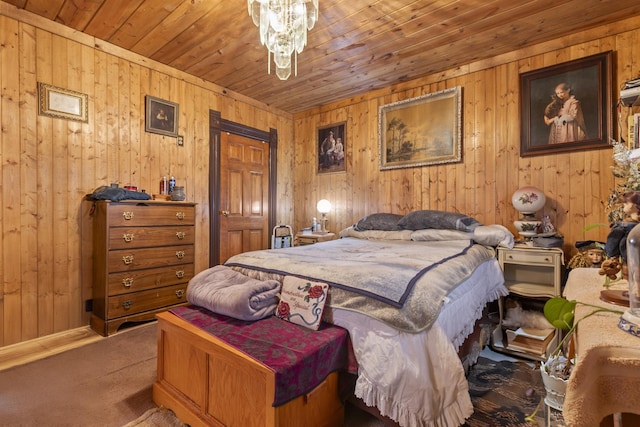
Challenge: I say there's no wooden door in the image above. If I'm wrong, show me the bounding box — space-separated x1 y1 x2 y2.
218 132 270 263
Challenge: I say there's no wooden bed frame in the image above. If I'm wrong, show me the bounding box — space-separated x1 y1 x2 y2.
152 308 491 427
152 311 345 427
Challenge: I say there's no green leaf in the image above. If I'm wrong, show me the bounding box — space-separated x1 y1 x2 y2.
543 297 576 331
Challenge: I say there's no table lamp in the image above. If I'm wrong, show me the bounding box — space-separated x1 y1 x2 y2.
316 199 331 233
511 186 546 238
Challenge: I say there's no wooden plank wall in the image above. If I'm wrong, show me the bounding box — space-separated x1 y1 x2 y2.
2 5 640 348
0 6 294 347
292 17 640 258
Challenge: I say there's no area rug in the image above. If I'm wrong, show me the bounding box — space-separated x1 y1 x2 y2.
122 407 186 427
122 357 566 427
463 357 566 427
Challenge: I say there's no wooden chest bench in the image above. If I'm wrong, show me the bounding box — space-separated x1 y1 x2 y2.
152 309 346 427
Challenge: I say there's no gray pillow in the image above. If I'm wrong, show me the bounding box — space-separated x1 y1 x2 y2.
353 213 403 231
398 210 481 232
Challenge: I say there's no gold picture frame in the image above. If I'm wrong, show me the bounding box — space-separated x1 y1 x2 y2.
378 87 462 170
38 82 88 123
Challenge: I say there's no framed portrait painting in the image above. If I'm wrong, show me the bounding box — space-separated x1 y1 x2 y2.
145 95 179 137
520 51 613 157
378 87 462 170
318 122 346 174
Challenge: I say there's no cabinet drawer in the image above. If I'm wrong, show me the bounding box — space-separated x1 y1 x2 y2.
107 264 195 296
107 283 187 318
107 203 195 227
108 245 195 272
108 226 195 249
297 237 317 245
500 250 557 265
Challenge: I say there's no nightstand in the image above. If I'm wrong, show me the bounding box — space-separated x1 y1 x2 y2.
295 232 336 246
491 244 565 360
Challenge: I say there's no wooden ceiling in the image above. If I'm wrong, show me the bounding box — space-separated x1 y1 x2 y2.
4 0 640 114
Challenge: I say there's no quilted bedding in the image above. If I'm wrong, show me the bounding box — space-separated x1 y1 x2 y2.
226 226 508 333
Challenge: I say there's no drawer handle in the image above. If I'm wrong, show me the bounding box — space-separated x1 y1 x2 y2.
122 277 134 288
175 289 185 299
122 211 134 220
176 270 185 278
176 231 186 240
122 255 134 265
176 212 186 220
175 250 185 259
122 233 135 242
122 300 133 310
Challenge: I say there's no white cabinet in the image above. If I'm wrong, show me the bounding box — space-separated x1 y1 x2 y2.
492 245 564 360
499 246 563 297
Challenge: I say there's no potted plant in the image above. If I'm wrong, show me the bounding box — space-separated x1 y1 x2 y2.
536 297 623 411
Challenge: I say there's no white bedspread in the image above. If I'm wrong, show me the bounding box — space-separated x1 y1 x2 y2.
331 260 507 427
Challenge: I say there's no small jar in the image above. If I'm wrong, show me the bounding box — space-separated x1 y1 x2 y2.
170 186 186 201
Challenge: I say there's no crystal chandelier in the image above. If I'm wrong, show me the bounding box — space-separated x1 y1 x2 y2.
247 0 318 80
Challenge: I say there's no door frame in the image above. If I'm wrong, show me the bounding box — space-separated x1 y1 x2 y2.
209 110 278 267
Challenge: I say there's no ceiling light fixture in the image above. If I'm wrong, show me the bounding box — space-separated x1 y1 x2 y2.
247 0 318 80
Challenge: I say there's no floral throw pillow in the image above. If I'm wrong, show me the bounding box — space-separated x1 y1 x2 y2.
276 276 329 330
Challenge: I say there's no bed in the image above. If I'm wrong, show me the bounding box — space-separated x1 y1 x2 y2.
153 211 513 427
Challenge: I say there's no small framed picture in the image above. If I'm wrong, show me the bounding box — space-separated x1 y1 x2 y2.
38 82 88 123
145 95 179 137
519 51 613 157
318 122 346 174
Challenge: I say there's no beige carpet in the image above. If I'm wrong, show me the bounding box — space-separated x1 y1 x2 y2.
0 319 551 427
0 323 159 427
0 321 384 427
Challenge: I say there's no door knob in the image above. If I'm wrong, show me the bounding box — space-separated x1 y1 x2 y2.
220 210 230 217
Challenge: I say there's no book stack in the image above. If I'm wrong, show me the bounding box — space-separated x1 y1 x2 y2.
505 327 555 356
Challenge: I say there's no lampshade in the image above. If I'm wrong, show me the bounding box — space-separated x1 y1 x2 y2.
316 199 331 214
511 186 546 216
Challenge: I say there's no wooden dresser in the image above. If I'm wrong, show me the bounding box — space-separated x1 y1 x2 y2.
90 200 196 336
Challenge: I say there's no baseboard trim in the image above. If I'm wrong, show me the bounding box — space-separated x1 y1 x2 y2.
0 325 101 371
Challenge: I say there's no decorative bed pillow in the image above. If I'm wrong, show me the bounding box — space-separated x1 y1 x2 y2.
340 226 413 240
472 224 515 248
353 213 403 231
276 276 329 330
398 210 481 232
410 229 474 241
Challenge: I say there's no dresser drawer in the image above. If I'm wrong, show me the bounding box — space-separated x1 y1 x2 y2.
107 203 195 227
500 250 558 265
107 264 195 296
108 245 195 272
107 283 187 318
108 226 195 249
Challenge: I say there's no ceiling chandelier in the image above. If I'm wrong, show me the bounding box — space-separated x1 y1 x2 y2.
247 0 318 80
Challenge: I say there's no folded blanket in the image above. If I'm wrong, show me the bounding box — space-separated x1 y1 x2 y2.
187 265 281 321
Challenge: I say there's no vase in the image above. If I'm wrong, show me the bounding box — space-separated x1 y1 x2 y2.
540 356 569 411
170 186 186 201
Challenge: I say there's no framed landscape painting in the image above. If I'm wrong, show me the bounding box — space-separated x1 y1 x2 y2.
378 87 462 170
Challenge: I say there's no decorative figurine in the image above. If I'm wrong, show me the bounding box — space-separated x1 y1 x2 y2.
605 191 640 263
567 240 606 269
